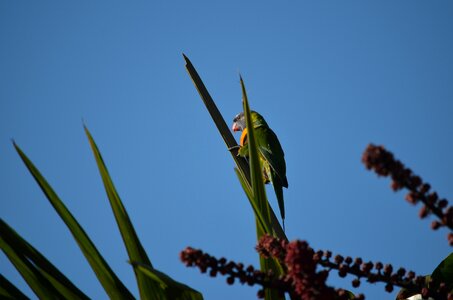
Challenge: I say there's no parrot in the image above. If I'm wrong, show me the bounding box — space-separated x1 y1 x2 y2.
232 111 288 229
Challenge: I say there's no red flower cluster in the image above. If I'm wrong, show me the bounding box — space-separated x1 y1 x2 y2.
181 235 451 299
180 246 289 298
257 235 450 300
257 235 345 299
362 144 453 244
181 236 364 300
283 240 344 300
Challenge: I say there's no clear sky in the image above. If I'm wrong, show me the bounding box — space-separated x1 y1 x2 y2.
1 1 452 299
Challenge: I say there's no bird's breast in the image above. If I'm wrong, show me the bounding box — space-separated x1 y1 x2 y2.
240 128 248 146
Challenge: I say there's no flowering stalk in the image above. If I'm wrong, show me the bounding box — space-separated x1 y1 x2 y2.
181 235 451 300
362 144 453 245
180 247 290 298
257 235 451 299
180 244 363 300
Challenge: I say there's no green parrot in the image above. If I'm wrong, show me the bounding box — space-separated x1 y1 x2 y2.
232 111 288 228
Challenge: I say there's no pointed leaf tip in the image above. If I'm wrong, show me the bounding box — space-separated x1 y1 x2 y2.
12 140 21 153
83 124 90 137
183 54 190 64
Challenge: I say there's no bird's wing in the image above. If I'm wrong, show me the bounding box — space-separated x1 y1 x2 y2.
255 127 288 188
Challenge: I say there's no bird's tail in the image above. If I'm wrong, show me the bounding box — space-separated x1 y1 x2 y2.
272 179 285 231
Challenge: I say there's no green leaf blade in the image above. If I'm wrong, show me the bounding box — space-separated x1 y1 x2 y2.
240 77 273 235
12 142 134 300
0 219 89 300
132 262 203 300
84 126 164 300
431 252 453 292
240 78 285 300
0 231 61 299
0 274 30 300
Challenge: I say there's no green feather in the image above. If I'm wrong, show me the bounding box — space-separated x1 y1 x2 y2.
239 111 288 226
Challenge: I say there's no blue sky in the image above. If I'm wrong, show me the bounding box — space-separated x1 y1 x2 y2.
1 1 452 299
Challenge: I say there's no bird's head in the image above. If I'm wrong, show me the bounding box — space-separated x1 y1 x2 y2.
232 112 246 132
232 111 268 132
